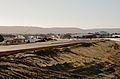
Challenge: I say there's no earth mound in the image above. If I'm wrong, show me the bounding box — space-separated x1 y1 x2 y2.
0 40 120 79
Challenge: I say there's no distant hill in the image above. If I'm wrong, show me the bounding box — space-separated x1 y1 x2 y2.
0 26 83 34
0 26 120 34
85 28 120 33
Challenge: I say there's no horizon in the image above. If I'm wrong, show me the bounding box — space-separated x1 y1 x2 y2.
0 0 120 29
0 26 120 30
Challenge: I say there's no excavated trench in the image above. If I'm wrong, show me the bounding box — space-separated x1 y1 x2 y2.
0 40 120 79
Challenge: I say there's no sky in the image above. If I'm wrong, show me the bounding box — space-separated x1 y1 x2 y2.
0 0 120 29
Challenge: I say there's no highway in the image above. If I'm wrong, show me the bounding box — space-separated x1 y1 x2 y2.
104 38 120 41
0 40 96 56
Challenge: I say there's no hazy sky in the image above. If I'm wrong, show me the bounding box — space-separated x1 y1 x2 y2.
0 0 120 29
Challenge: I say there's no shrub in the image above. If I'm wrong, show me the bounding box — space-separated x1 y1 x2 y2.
0 35 4 42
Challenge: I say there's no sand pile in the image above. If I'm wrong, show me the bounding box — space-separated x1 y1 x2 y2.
0 40 120 79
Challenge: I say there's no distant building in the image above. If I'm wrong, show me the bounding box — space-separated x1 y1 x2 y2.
99 31 108 35
71 34 83 38
2 34 16 40
16 35 25 39
71 33 96 38
51 35 58 40
13 39 25 44
4 38 25 45
28 36 34 39
25 39 35 43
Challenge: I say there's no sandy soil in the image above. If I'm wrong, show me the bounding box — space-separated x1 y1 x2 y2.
0 40 120 79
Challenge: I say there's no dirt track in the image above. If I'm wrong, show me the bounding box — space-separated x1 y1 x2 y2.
0 40 120 79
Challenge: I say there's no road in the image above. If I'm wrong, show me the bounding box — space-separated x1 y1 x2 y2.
0 40 96 56
104 38 120 41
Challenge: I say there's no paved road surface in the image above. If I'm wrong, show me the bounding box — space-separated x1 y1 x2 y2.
0 40 96 56
104 38 120 41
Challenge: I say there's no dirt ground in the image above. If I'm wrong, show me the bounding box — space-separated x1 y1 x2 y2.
0 40 120 79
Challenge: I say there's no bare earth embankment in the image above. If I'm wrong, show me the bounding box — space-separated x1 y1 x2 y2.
0 40 120 79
